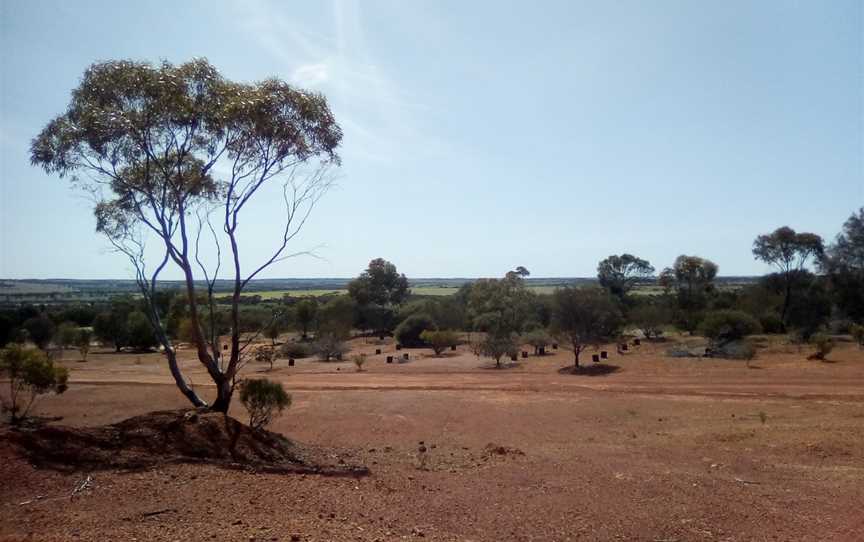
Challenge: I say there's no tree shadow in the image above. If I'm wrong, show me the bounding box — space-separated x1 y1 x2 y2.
480 361 523 370
557 364 621 376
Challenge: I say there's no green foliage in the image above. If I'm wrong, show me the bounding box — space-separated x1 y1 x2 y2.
92 299 134 351
628 303 670 339
478 333 519 368
597 254 655 300
552 288 623 367
394 314 437 347
821 207 864 323
0 345 69 423
347 258 409 307
465 272 536 335
808 333 834 361
700 310 761 345
294 298 318 338
23 316 55 350
785 279 832 341
753 226 824 327
316 295 355 339
239 378 291 429
126 311 158 351
713 340 757 361
660 255 719 333
419 329 459 356
758 312 784 334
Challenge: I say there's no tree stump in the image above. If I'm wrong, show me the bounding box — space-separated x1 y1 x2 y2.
592 354 600 363
600 351 608 359
375 348 382 355
538 347 545 355
386 356 393 363
521 351 528 358
288 358 295 366
396 344 402 351
552 343 558 350
403 353 409 361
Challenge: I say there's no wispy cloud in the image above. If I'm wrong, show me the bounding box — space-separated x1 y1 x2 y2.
229 0 438 164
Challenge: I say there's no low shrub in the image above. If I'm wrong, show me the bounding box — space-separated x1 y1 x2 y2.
713 340 757 361
279 342 312 359
239 378 291 429
352 353 367 372
629 304 670 340
394 314 436 347
808 333 834 361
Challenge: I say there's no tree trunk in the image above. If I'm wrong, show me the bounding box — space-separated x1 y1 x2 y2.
573 345 581 368
210 377 233 413
165 348 207 408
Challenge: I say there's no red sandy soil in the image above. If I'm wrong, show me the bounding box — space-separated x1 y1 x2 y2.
2 336 863 541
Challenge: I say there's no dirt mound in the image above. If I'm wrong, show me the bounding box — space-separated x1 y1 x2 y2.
3 409 368 476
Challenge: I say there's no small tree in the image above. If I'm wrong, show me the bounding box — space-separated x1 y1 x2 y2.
552 288 623 368
255 346 276 371
479 333 519 368
352 353 367 372
264 321 282 346
239 378 291 430
420 329 459 356
0 345 69 424
522 329 552 355
92 310 129 352
126 311 158 351
76 329 92 362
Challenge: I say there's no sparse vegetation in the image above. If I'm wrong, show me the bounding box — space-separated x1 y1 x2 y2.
352 353 367 372
313 333 349 362
0 345 69 424
395 314 437 347
808 333 834 361
552 288 623 368
522 329 552 355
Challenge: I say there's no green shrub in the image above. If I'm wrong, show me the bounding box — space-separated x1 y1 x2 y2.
352 353 367 372
808 333 834 361
758 313 784 334
0 345 69 424
279 342 312 359
479 333 519 368
394 314 436 347
239 378 291 429
700 310 761 345
419 329 459 355
714 340 757 361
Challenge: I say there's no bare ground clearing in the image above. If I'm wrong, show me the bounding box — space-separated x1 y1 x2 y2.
2 338 863 541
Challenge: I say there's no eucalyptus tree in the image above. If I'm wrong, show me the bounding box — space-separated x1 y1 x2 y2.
596 254 655 302
753 227 824 326
821 208 864 322
31 59 342 411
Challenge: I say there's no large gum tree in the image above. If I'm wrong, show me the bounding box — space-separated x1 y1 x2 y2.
31 59 342 412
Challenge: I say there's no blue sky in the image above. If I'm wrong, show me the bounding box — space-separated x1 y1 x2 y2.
1 0 861 279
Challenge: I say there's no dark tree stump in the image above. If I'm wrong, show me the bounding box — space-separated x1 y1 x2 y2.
592 354 600 363
510 354 517 361
552 343 558 350
403 353 409 361
600 351 608 359
396 344 402 351
375 349 382 355
386 356 393 363
634 339 641 346
521 351 528 358
288 358 295 366
451 345 457 351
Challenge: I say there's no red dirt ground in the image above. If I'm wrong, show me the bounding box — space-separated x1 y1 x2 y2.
2 336 863 541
